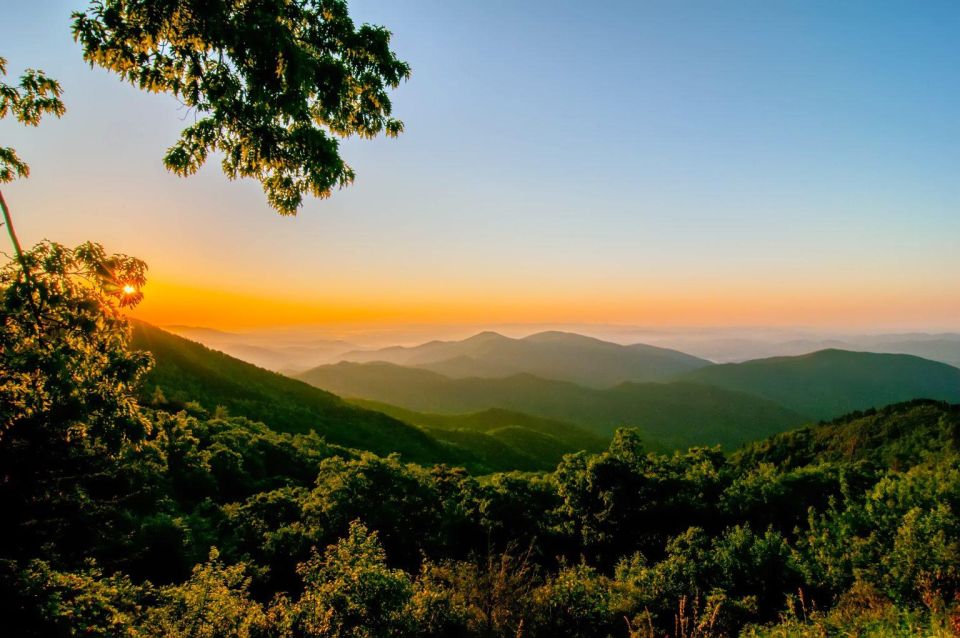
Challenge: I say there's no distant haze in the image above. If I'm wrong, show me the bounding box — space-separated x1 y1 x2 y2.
164 324 960 373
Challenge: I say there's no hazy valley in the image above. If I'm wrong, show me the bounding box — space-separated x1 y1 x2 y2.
140 322 960 462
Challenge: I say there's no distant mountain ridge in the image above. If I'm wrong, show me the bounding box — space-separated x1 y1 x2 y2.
676 349 960 419
340 330 712 387
632 331 960 367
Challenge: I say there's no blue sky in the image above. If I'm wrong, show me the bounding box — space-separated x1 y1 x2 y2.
1 0 958 328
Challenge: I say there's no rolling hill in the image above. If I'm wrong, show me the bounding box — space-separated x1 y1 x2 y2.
340 330 711 387
131 322 609 472
130 322 475 466
676 349 960 420
296 362 808 449
136 325 960 461
847 334 960 369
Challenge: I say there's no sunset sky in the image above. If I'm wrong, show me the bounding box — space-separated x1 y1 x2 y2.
2 0 958 330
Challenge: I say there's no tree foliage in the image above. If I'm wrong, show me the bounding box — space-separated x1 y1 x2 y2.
0 56 65 182
291 521 413 637
72 0 410 214
0 240 149 448
0 242 153 570
143 548 268 638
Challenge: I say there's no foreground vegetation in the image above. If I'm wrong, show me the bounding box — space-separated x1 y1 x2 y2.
3 242 960 637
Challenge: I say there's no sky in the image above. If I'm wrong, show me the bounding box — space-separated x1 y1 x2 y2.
1 0 958 331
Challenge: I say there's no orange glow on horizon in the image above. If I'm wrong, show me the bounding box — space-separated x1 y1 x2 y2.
126 276 960 332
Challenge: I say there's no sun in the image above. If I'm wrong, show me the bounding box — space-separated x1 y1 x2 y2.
122 284 136 295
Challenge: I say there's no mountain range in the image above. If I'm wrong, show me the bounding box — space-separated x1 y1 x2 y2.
296 361 808 449
339 330 711 387
296 334 960 449
134 322 960 464
165 325 960 372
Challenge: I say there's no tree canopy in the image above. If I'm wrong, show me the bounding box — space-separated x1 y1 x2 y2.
72 0 411 215
0 57 65 183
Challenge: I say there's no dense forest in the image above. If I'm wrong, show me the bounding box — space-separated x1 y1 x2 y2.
3 242 960 637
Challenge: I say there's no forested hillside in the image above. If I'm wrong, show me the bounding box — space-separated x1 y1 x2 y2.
351 401 608 470
298 361 808 449
733 398 960 470
678 349 960 419
11 356 960 635
129 321 469 466
132 322 608 472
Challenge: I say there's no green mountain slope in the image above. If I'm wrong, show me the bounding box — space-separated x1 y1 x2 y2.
341 330 711 387
297 362 808 449
350 401 607 469
734 399 960 471
351 402 606 450
129 322 473 466
677 349 960 420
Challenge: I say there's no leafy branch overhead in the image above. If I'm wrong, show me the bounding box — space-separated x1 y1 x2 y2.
72 0 411 215
0 57 66 183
